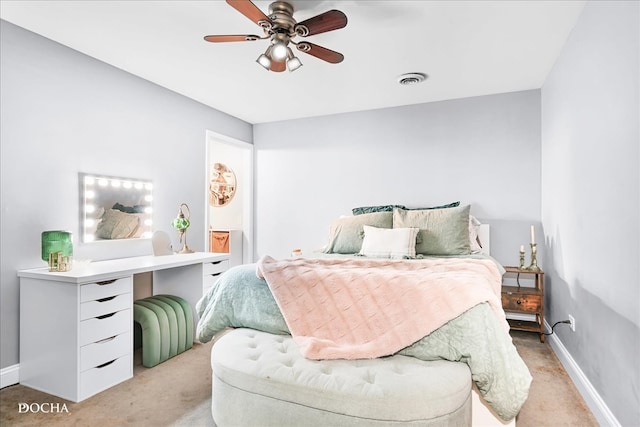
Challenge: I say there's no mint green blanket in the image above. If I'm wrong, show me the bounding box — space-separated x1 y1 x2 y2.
196 263 531 421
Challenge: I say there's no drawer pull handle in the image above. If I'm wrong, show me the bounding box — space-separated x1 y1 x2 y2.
96 279 117 286
96 296 117 303
210 272 222 277
211 261 223 265
96 359 116 369
96 336 117 344
516 299 522 305
96 312 116 320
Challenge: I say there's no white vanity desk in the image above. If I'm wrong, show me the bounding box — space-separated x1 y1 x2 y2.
18 252 229 402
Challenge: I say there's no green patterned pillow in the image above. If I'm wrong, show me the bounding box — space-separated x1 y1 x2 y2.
352 201 459 216
405 201 460 210
351 205 406 215
323 212 393 254
392 205 471 255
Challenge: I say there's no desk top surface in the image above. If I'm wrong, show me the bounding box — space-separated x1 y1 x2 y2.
18 252 229 283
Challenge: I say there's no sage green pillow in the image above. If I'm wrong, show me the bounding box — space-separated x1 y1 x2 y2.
393 205 471 255
322 212 393 254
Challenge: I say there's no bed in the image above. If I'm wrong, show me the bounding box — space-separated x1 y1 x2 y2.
196 204 532 426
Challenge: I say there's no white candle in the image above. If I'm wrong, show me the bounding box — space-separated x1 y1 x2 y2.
530 225 535 245
520 245 525 253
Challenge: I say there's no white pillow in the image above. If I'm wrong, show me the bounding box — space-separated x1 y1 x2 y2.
359 225 419 259
469 215 482 253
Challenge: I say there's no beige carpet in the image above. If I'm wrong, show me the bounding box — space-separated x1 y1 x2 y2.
0 331 598 427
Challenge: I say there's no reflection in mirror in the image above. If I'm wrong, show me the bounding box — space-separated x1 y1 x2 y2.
81 173 153 242
209 163 236 207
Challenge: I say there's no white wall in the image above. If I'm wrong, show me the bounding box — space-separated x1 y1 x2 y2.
541 2 639 425
0 20 252 370
253 90 542 265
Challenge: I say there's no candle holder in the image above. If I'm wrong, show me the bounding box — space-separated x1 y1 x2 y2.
526 243 541 271
519 249 526 270
48 252 72 272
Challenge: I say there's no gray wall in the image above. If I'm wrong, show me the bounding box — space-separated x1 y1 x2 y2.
253 90 542 265
0 20 252 369
541 1 639 425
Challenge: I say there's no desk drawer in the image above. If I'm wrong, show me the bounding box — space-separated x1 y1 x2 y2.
81 293 131 321
203 271 224 290
80 309 131 346
81 277 132 302
203 260 229 276
80 332 131 372
502 293 542 313
80 353 132 400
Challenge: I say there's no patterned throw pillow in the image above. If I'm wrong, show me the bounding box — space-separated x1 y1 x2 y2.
351 205 406 215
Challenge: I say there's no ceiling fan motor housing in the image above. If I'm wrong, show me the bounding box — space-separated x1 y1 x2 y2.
268 1 297 35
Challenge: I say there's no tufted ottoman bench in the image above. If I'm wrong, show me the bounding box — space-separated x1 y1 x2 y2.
210 328 472 427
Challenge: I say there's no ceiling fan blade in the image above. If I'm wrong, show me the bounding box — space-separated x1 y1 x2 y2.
296 42 344 64
270 60 286 73
204 34 262 43
294 10 347 37
226 0 272 29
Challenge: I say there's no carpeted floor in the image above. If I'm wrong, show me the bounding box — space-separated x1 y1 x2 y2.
0 330 598 427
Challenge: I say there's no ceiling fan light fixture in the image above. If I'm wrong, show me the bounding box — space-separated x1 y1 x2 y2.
256 52 272 70
287 56 302 72
271 41 288 61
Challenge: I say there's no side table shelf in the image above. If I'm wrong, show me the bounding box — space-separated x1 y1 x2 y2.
501 266 545 342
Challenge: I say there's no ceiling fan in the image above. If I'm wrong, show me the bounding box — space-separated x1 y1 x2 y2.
204 0 348 72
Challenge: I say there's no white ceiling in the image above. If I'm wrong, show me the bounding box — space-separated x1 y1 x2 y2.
0 0 585 124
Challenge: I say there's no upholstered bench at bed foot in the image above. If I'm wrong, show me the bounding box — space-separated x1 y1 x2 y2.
211 328 472 427
133 295 193 368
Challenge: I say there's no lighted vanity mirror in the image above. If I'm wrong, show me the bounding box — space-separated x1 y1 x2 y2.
80 173 153 242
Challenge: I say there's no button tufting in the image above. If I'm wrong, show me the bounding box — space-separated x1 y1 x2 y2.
283 359 294 368
215 329 473 424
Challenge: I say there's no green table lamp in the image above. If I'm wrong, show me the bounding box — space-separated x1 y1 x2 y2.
172 203 194 254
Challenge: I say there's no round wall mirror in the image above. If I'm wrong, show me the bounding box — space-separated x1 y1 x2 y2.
209 163 237 207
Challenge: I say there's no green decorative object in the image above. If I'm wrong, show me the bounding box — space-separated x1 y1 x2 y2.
172 216 190 231
41 230 73 271
172 203 194 254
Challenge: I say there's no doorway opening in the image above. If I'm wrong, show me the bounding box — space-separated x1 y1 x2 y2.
205 130 253 265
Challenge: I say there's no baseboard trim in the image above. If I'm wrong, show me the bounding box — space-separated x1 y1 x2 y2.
0 364 19 389
544 320 620 427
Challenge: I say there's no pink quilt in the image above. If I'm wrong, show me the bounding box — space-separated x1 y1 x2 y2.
257 255 508 360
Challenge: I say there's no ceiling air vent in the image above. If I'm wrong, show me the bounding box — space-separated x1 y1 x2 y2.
397 72 428 86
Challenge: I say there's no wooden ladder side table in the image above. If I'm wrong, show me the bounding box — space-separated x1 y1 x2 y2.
501 266 545 342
